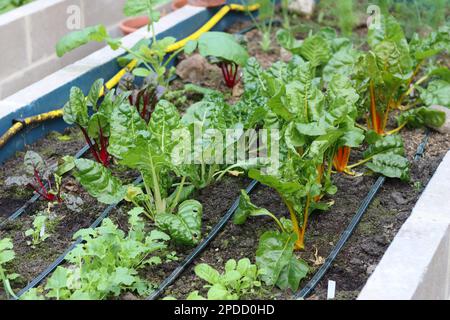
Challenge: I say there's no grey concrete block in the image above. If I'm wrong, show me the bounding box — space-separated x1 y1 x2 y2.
0 17 29 81
81 0 126 27
28 0 82 62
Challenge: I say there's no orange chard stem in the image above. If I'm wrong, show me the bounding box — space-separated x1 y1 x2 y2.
298 195 311 251
333 146 351 173
285 200 303 250
314 164 325 202
370 81 383 135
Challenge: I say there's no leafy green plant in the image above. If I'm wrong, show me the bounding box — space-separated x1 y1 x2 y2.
233 191 309 291
187 258 261 300
63 79 129 167
38 208 170 300
242 57 364 249
5 151 63 202
354 16 448 135
0 238 19 299
178 94 241 189
184 32 249 89
63 99 204 246
25 214 50 247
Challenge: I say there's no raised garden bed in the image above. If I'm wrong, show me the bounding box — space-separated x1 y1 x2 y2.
0 1 449 301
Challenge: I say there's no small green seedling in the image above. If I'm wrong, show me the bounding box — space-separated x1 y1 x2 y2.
25 214 50 247
188 258 261 300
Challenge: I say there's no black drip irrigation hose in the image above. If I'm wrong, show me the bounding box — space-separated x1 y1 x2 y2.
147 179 258 300
14 176 143 299
294 130 431 300
0 144 90 229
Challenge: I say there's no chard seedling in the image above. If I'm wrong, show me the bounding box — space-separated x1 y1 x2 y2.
25 214 50 247
233 190 309 291
184 32 249 89
6 151 63 203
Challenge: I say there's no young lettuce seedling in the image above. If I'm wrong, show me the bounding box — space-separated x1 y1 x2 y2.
188 258 261 300
184 32 249 89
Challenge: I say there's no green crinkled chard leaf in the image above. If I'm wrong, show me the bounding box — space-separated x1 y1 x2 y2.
73 158 126 204
87 79 104 109
296 34 332 68
276 256 309 292
323 46 360 82
108 103 149 168
63 87 89 127
156 200 203 246
198 32 249 66
397 106 446 129
255 231 297 287
56 25 110 57
363 134 405 158
249 169 303 195
368 15 406 49
420 80 450 108
148 100 181 154
233 190 273 225
366 153 410 181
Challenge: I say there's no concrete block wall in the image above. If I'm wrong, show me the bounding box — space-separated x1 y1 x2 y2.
0 0 128 99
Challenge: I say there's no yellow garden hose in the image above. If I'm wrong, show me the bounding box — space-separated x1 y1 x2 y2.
0 3 260 150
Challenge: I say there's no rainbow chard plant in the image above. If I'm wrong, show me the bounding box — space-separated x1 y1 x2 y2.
184 32 249 89
354 16 448 135
241 58 365 250
61 100 203 246
63 79 129 167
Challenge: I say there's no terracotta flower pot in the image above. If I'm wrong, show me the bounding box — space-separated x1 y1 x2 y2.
172 0 188 10
119 16 150 36
188 0 226 8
